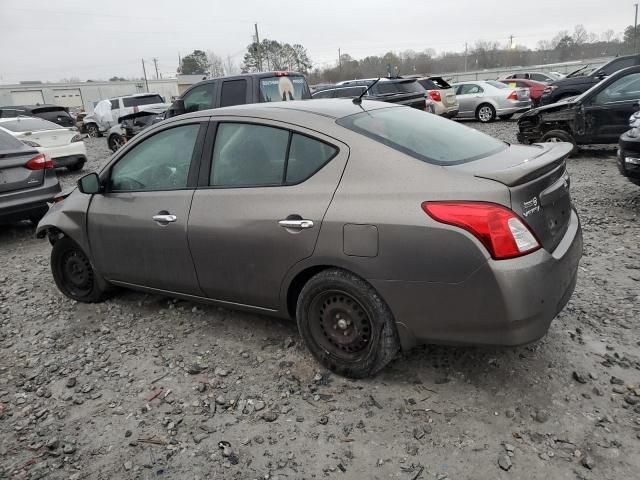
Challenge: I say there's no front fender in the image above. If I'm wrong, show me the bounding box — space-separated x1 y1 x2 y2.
36 190 92 258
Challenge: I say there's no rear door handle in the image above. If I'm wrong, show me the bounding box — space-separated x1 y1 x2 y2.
278 219 314 229
152 214 177 224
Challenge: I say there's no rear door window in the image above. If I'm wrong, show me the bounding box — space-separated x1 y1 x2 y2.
312 89 334 99
594 73 640 104
220 80 247 107
529 73 548 82
459 84 483 94
183 83 215 113
259 76 311 102
286 134 337 184
333 87 366 98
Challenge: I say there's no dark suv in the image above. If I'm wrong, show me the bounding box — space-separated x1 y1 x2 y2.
311 78 427 110
0 104 76 128
541 55 640 105
167 71 311 118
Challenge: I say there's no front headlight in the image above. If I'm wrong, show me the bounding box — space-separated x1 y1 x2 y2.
71 134 84 142
22 140 41 147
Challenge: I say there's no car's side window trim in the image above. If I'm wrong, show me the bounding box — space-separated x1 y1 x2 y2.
103 121 208 194
196 119 341 190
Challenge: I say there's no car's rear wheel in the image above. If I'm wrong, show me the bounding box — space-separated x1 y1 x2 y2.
296 269 400 378
476 103 496 123
67 160 85 172
108 134 125 152
51 237 107 303
85 123 100 138
541 129 577 155
499 113 514 120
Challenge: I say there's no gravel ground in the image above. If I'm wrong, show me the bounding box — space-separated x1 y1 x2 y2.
1 121 639 480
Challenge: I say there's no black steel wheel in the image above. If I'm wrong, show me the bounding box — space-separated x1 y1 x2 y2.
85 123 100 138
51 237 107 302
296 269 400 378
108 134 125 152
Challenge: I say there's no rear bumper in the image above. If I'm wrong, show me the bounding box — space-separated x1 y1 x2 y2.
53 154 86 168
37 142 87 167
372 209 583 350
0 170 60 223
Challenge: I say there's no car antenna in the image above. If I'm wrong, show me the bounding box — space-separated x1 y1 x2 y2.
353 78 381 105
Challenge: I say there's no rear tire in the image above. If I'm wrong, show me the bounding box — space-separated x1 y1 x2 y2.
541 129 578 155
476 103 496 123
51 237 107 303
499 113 514 120
67 160 85 172
296 269 400 378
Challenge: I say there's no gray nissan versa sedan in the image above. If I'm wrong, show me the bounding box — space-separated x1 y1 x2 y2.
36 99 583 378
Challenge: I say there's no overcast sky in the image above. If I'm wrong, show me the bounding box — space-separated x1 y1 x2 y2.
0 0 634 83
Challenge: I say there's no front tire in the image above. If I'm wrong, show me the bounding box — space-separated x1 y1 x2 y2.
85 123 100 138
541 129 577 155
296 269 400 378
108 134 125 152
51 237 107 302
476 103 496 123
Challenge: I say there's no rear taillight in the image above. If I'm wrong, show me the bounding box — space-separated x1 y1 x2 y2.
428 90 441 102
25 153 54 171
421 202 540 260
507 90 518 101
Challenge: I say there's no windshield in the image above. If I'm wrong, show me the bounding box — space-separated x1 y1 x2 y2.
122 95 164 107
0 117 62 132
337 107 507 165
375 81 425 95
259 76 311 102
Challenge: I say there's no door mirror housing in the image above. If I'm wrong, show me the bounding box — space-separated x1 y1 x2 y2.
77 172 101 194
170 99 186 118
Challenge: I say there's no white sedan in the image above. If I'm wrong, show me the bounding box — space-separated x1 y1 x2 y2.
0 117 86 171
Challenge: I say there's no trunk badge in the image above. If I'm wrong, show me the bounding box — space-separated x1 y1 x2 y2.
522 197 541 218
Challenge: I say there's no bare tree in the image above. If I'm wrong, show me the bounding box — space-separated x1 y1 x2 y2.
601 29 617 42
573 24 589 44
206 51 225 77
225 55 240 76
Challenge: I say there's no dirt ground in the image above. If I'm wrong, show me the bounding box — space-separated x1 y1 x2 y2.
1 120 639 480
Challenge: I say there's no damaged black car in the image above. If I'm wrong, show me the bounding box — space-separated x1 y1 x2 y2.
518 66 640 153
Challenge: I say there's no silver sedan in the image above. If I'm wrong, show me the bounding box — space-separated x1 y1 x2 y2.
453 80 531 122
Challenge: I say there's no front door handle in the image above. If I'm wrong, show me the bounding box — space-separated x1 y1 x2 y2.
152 213 177 224
278 219 314 229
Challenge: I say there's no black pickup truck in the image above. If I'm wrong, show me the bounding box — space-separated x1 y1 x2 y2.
541 55 640 105
311 78 428 110
167 71 312 118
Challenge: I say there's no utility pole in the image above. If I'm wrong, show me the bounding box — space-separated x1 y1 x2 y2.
338 48 342 72
509 34 514 49
464 43 468 72
178 52 182 73
254 23 262 71
141 59 149 92
152 58 159 80
635 4 639 53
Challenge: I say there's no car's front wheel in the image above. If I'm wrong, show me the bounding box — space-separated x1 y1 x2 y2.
296 269 400 378
85 123 100 138
51 237 107 302
476 103 496 123
108 134 125 152
541 129 577 155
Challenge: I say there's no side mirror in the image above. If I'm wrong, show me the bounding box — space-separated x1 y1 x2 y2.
170 99 186 118
77 172 101 194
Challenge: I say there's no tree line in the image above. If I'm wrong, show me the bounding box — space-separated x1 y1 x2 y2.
174 23 638 84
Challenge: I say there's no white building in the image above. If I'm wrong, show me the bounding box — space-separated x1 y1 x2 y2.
0 79 179 112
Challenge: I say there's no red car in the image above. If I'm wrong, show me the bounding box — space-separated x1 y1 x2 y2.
499 78 546 107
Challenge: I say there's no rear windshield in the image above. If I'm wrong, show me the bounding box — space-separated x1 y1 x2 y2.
122 95 164 107
426 77 451 89
0 128 28 150
487 80 509 89
337 107 506 165
259 76 311 102
35 109 73 122
0 117 62 132
374 81 425 95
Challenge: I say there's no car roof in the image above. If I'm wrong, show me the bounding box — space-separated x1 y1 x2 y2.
0 104 66 111
176 98 395 121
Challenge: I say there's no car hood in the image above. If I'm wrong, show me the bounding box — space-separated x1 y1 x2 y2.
518 99 578 121
549 75 593 87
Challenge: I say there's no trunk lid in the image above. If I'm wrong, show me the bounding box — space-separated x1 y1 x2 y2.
0 149 44 194
516 87 530 101
450 143 574 252
17 128 75 148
